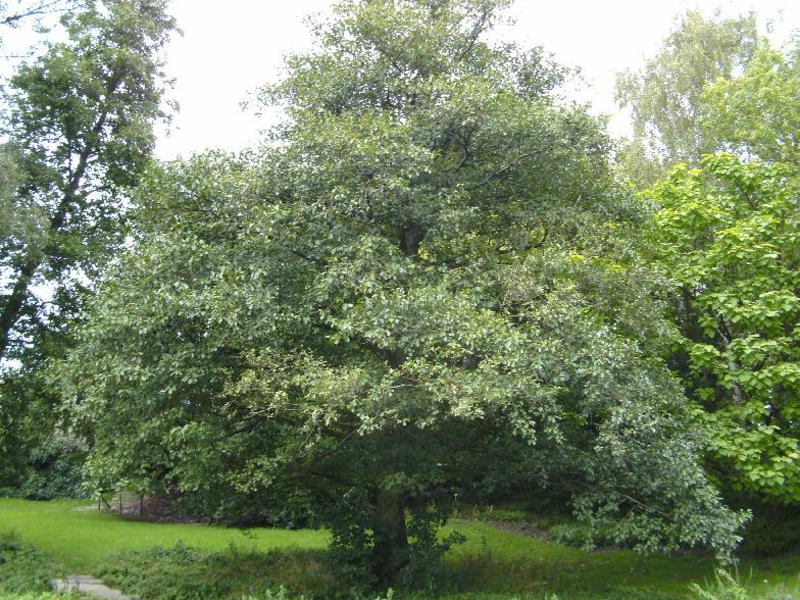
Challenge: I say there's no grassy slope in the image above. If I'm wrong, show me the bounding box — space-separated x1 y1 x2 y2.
0 498 328 572
445 521 800 597
2 499 800 598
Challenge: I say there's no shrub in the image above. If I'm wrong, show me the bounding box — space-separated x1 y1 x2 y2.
0 531 60 594
96 544 335 600
0 434 88 501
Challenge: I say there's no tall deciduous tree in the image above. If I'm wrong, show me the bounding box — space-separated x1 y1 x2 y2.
701 38 800 166
644 35 800 509
0 0 175 480
648 154 800 504
0 0 175 359
60 0 745 587
615 10 757 187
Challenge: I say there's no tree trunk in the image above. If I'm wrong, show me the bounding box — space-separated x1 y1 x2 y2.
400 221 423 256
0 104 106 362
0 257 38 359
373 489 409 585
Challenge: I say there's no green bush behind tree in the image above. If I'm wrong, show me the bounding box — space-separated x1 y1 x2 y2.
0 433 87 500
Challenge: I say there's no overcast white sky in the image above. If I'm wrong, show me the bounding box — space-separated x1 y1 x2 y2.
61 0 800 159
156 0 799 160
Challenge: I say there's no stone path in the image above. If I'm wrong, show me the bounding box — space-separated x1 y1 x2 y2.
52 575 139 600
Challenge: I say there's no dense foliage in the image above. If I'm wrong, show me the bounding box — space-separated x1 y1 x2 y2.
59 0 746 588
615 11 757 186
0 0 176 486
649 155 800 502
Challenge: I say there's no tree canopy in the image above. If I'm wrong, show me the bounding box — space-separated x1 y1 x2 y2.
0 0 175 484
649 155 800 503
701 38 800 166
615 10 757 186
60 0 745 587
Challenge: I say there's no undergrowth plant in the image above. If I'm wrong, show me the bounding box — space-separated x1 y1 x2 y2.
691 569 797 600
0 595 71 600
95 544 337 600
0 531 60 595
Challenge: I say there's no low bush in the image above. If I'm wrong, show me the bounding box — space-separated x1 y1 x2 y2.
0 531 60 594
95 544 336 600
690 569 797 600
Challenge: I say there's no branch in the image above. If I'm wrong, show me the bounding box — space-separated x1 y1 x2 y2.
454 8 492 64
465 149 545 191
532 227 548 248
0 0 72 27
290 248 326 268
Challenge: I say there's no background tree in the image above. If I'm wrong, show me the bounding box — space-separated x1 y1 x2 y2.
639 34 800 551
61 0 745 588
701 37 800 166
615 10 757 187
0 0 175 488
648 154 800 505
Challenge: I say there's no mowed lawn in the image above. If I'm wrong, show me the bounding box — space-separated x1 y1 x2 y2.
444 520 800 597
3 498 800 598
0 498 328 572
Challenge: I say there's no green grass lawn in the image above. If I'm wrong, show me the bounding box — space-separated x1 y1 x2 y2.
0 498 328 572
2 498 800 599
444 520 800 598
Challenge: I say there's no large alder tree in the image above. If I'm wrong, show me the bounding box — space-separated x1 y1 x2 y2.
61 0 746 587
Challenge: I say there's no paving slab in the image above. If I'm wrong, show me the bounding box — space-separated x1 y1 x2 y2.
52 575 139 600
